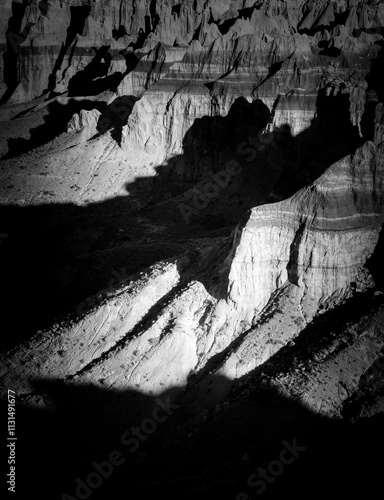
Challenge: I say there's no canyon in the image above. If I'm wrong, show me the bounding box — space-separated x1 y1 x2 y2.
0 1 384 499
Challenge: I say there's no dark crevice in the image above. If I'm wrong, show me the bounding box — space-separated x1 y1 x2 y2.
96 95 138 145
68 5 91 40
131 28 147 50
365 38 384 102
144 14 152 34
318 39 342 57
353 26 384 38
210 15 237 36
143 43 164 90
238 4 261 20
313 85 361 144
124 51 141 74
149 0 160 33
47 5 92 92
67 46 122 97
361 89 379 141
208 2 261 35
112 25 127 40
268 59 284 77
192 19 202 41
0 0 31 105
205 53 243 86
367 224 384 290
38 0 49 17
287 221 307 286
252 58 289 95
298 8 349 36
172 4 181 17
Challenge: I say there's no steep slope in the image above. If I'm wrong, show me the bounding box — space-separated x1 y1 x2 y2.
1 135 383 398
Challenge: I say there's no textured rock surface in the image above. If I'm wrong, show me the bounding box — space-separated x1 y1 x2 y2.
1 2 384 500
2 138 383 397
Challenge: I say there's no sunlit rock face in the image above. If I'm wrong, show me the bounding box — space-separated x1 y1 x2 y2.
228 140 384 320
1 135 383 398
1 0 382 140
1 4 384 498
0 0 383 380
1 0 383 194
0 0 383 370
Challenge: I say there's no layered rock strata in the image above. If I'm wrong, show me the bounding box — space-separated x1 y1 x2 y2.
1 136 383 402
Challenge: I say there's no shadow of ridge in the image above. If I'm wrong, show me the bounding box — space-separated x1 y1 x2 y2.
0 93 368 349
123 92 363 214
0 195 229 352
2 376 183 499
3 374 383 500
3 98 108 160
95 95 139 145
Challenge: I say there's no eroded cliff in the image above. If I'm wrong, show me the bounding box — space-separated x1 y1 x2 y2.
1 2 384 500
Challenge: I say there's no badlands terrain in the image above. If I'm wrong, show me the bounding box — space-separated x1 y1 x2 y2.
0 0 384 498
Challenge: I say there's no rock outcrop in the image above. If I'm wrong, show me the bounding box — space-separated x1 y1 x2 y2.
1 2 384 500
2 134 383 398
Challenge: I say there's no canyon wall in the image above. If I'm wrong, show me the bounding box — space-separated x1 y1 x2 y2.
1 1 383 165
1 4 384 498
2 135 383 403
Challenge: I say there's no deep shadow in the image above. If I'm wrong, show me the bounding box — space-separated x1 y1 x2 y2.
46 4 92 93
1 372 383 500
367 223 384 290
0 0 30 105
287 221 306 286
313 84 361 144
67 46 123 97
238 4 262 20
318 39 342 57
96 95 139 144
208 2 261 36
149 0 160 34
365 37 384 102
297 8 350 36
361 37 384 140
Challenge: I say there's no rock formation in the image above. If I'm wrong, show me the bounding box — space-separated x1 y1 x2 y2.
0 1 384 500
